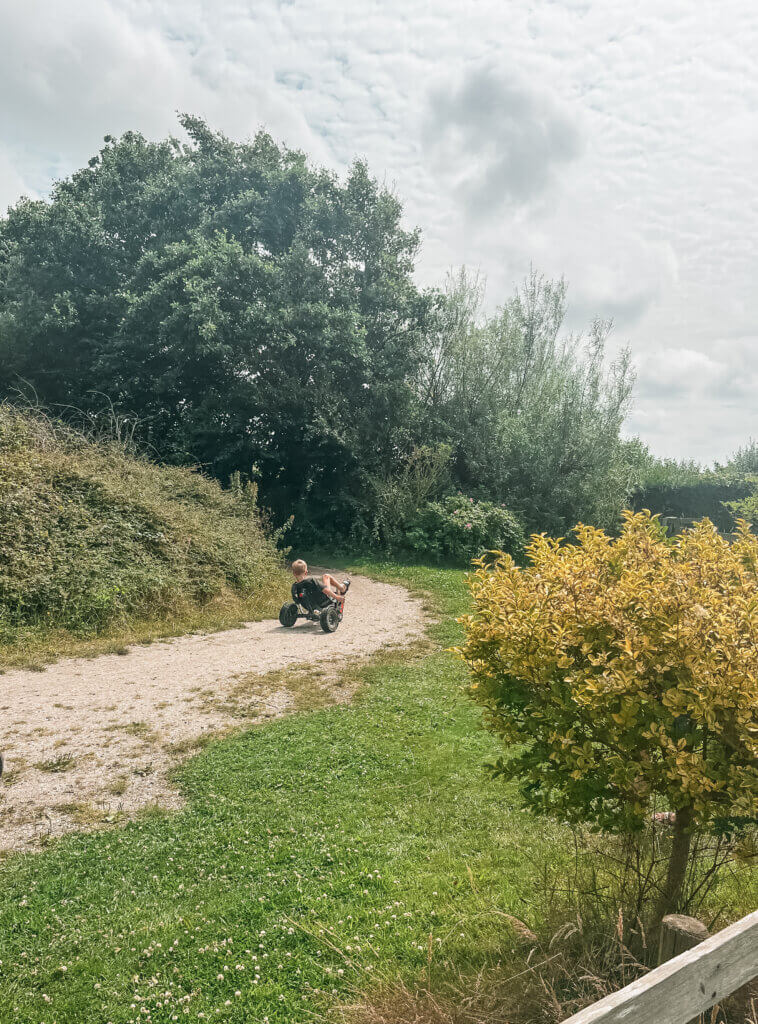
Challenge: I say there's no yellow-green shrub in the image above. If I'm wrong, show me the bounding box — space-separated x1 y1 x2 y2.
458 511 758 917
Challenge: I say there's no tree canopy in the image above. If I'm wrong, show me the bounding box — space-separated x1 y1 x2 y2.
1 117 636 539
0 117 430 534
421 270 634 532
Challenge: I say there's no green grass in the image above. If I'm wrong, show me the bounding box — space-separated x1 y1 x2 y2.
0 565 755 1024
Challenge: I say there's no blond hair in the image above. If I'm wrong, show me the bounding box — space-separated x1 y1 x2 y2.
291 559 308 575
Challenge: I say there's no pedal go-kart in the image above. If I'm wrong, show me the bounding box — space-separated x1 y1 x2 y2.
279 579 349 633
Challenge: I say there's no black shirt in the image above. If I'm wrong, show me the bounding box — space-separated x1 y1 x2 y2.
293 574 328 608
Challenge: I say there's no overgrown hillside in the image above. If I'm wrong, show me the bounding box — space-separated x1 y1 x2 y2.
0 406 288 665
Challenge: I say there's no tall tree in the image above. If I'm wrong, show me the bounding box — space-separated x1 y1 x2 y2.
422 269 635 533
0 118 430 532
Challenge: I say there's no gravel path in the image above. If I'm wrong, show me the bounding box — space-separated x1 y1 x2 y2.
0 572 426 851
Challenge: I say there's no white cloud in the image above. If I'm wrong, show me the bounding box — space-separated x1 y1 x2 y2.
629 338 758 462
0 0 331 198
0 0 756 462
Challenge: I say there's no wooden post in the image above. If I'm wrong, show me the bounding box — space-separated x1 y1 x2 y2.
658 916 711 1024
658 914 710 965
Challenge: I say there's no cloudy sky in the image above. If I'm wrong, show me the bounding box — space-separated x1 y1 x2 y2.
1 0 756 462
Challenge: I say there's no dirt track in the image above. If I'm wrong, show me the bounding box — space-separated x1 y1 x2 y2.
0 572 426 852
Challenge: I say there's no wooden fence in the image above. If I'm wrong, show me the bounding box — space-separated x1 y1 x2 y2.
561 910 758 1024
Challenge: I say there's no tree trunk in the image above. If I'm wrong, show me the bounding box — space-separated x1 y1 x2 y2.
654 806 693 930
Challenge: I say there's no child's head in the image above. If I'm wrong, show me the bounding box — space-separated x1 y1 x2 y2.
291 559 308 580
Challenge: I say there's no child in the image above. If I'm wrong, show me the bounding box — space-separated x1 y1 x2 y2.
291 560 349 608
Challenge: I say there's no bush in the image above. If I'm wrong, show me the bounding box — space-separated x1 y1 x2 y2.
361 445 452 553
357 451 525 562
458 511 758 926
625 443 758 530
403 494 525 564
0 406 288 659
724 488 758 529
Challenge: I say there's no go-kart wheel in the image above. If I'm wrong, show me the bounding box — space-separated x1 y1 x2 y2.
279 601 298 627
320 605 340 633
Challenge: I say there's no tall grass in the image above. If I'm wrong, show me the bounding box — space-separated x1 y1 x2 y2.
0 405 289 666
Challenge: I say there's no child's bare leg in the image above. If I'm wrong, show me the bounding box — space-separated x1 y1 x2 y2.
323 573 347 596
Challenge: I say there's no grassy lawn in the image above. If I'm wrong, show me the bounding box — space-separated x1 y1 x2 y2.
0 564 755 1024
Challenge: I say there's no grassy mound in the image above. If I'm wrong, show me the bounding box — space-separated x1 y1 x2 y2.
0 406 289 665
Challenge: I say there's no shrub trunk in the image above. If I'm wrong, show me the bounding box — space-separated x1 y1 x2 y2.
654 805 693 929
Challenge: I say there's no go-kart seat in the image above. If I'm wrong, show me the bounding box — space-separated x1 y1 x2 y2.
292 577 333 614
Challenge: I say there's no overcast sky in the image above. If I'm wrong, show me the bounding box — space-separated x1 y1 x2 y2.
1 0 756 463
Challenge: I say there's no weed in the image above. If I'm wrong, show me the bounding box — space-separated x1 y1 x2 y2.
54 802 81 815
163 734 213 757
120 721 153 739
35 753 75 773
68 802 126 826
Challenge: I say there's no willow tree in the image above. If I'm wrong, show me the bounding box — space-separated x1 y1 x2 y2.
421 269 635 534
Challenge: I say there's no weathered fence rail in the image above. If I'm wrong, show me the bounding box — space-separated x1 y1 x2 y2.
561 909 758 1024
